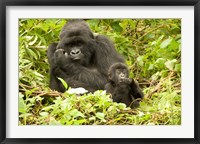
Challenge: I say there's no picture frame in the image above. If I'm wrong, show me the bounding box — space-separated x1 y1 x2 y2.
0 0 199 144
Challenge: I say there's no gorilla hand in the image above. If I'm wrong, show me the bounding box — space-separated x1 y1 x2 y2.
120 78 132 85
54 49 70 64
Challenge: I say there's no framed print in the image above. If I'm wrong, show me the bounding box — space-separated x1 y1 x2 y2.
0 0 200 144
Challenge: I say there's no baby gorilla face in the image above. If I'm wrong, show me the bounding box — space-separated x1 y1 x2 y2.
115 69 128 83
108 63 130 84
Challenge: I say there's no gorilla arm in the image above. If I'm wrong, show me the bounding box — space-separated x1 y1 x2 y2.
47 43 69 92
105 83 121 102
129 79 144 100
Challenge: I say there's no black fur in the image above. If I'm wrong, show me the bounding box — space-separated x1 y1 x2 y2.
47 20 125 92
105 63 144 108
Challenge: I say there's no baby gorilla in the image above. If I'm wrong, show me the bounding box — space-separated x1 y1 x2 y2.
105 63 144 108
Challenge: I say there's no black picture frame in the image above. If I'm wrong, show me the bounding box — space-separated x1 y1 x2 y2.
0 0 199 144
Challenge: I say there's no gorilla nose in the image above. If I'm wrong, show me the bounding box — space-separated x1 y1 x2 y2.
70 49 81 56
120 74 125 78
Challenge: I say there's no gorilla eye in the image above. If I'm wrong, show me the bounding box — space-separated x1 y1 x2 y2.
116 69 121 74
76 42 83 47
65 43 72 47
76 43 81 47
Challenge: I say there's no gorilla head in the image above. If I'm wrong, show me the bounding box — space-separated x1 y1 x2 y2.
56 20 96 66
59 20 94 39
108 63 130 84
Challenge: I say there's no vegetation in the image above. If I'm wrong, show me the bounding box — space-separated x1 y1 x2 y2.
19 19 181 125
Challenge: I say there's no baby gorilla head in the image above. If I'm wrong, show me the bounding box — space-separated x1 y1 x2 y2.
55 20 96 66
108 63 130 84
116 69 128 83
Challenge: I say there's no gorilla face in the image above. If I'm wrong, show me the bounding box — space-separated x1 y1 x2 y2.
115 68 129 83
108 63 130 84
56 22 96 67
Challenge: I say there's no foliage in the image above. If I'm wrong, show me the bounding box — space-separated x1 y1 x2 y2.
19 19 181 125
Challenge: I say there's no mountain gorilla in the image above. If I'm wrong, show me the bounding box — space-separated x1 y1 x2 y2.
47 20 125 92
105 63 144 108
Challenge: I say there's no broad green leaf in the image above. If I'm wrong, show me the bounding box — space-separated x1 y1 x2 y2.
27 48 38 60
148 64 154 70
160 37 173 48
96 112 105 121
165 59 177 70
111 21 123 32
69 109 85 118
137 56 144 67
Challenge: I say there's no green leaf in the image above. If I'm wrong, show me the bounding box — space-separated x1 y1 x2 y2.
24 36 33 41
128 20 136 29
69 109 85 118
33 71 44 78
137 56 144 67
148 64 154 70
165 59 177 70
27 48 38 60
160 37 173 48
57 77 68 89
112 21 123 32
174 63 181 72
19 93 26 113
96 112 105 120
117 103 127 109
29 36 38 45
73 119 87 125
49 117 61 125
40 112 49 117
42 105 54 111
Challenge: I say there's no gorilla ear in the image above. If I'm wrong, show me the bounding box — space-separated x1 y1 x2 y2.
108 72 112 81
108 72 115 82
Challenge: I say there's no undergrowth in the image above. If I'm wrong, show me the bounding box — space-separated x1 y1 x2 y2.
19 19 181 125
